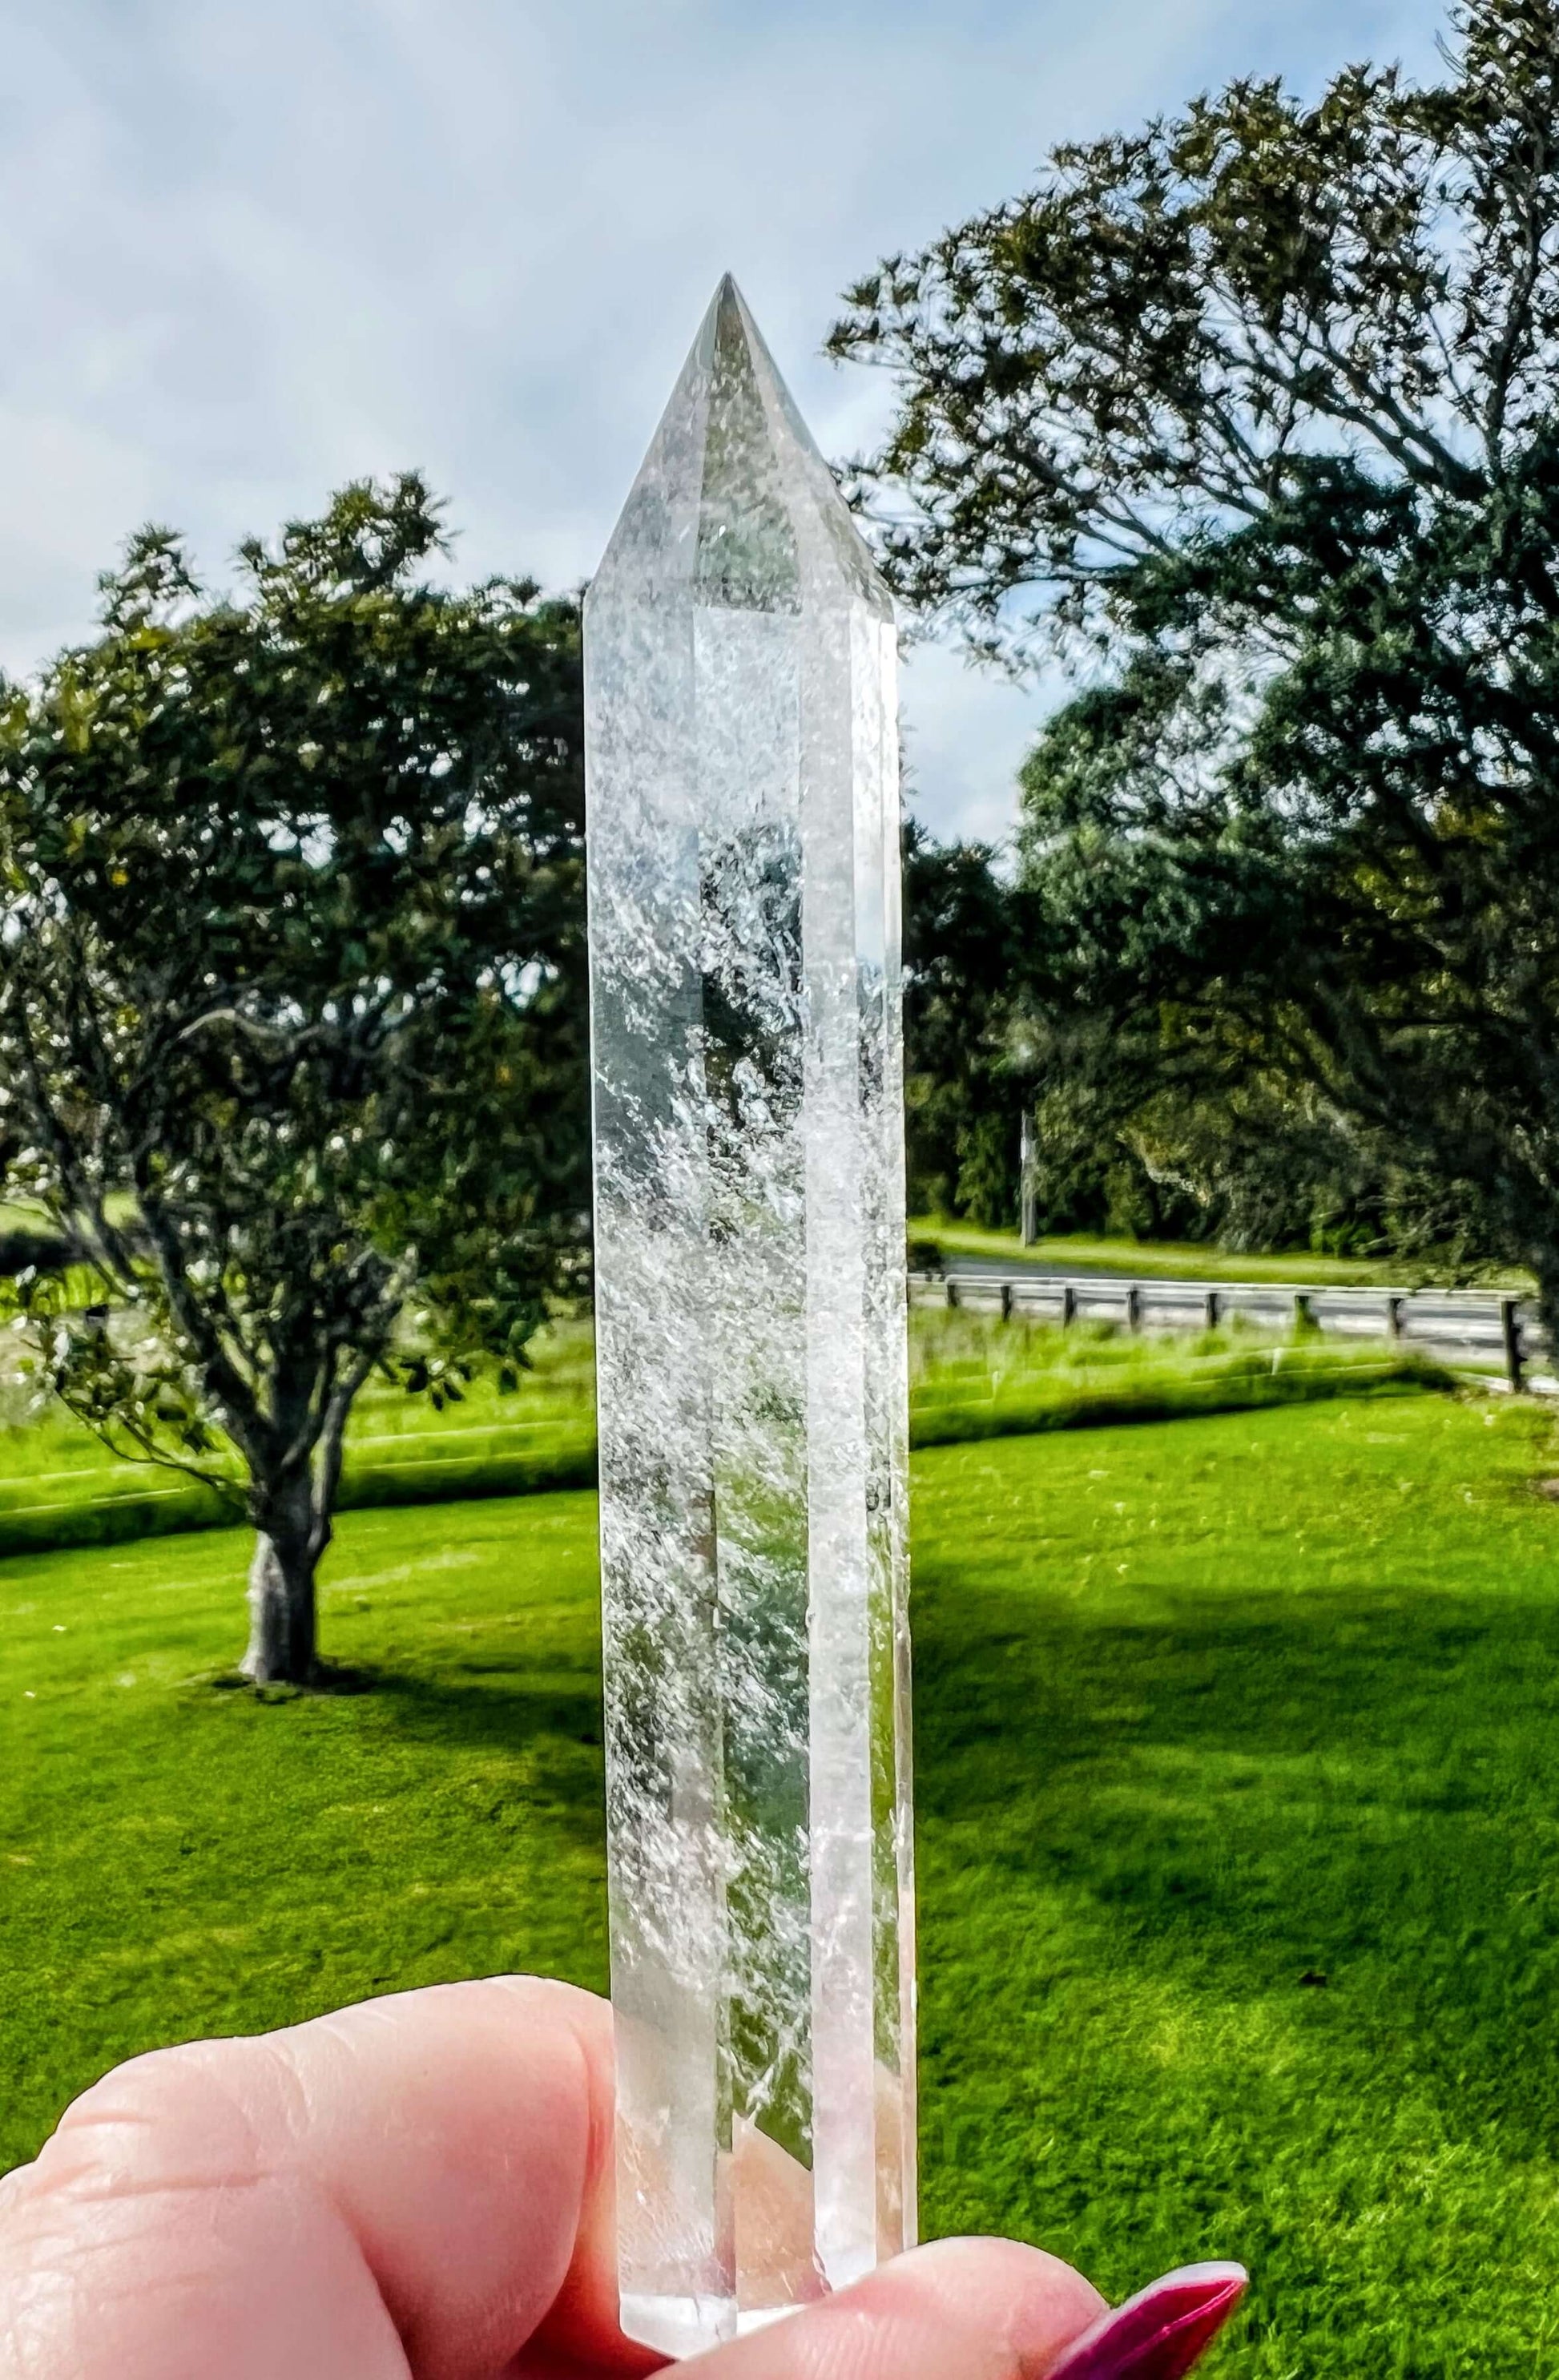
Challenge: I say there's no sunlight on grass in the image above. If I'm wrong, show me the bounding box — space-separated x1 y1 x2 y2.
911 1214 1535 1291
0 1309 1444 1558
5 1394 1559 2372
907 1307 1445 1443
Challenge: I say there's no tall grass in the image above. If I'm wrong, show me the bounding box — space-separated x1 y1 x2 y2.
911 1214 1534 1291
908 1309 1448 1445
0 1325 598 1557
0 1310 1444 1560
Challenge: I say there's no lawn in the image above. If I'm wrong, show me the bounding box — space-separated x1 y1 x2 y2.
912 1213 1535 1291
0 1319 602 1555
4 1390 1559 2375
0 1306 1440 1557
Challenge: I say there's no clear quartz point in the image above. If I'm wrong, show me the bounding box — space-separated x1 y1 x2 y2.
584 274 915 2360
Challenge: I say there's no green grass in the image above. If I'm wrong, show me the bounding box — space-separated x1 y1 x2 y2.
0 1310 1441 1558
6 1391 1559 2373
905 1309 1445 1442
0 1321 601 1556
912 1214 1535 1290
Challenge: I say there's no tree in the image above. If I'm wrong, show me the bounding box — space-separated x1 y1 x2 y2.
1006 967 1468 1259
900 825 1023 1223
0 478 588 1683
832 0 1559 1325
899 823 1404 1253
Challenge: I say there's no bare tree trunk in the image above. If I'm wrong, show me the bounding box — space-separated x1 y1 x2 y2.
241 1469 323 1684
235 1350 375 1684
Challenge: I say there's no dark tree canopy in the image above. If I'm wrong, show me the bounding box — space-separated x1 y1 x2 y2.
900 821 1425 1257
832 0 1559 655
900 826 1022 1224
0 478 587 1680
836 0 1559 1317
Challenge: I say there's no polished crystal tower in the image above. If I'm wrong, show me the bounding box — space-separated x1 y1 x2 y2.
584 276 915 2360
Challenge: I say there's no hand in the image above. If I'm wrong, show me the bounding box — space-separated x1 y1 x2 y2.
0 1977 1243 2380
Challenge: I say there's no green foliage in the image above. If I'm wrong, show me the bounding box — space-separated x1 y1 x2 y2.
8 1398 1559 2372
835 0 1559 1313
901 825 1021 1223
0 476 588 1673
1015 1013 1477 1261
902 825 1447 1257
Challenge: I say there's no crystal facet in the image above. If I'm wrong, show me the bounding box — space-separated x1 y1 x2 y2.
584 276 915 2360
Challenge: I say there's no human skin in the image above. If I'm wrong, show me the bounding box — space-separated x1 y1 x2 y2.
0 1977 1238 2380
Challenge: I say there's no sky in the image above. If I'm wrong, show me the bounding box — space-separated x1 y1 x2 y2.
0 0 1448 844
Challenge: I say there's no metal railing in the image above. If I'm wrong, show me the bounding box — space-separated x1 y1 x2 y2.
909 1269 1543 1392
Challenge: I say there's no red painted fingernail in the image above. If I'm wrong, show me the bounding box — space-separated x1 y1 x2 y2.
1044 2263 1247 2380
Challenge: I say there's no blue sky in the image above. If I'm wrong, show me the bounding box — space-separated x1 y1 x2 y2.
0 0 1447 841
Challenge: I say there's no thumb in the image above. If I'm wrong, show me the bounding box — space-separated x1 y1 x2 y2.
677 2237 1106 2380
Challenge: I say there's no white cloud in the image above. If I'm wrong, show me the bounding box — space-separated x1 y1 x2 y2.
0 0 1450 830
899 644 1057 850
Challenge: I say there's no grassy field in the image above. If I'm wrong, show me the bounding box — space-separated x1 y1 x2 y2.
0 1308 1441 1557
912 1214 1535 1290
5 1389 1559 2374
0 1321 601 1555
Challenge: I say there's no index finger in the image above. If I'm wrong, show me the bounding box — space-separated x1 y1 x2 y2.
0 1975 654 2380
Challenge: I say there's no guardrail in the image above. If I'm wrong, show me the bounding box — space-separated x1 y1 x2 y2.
908 1270 1544 1393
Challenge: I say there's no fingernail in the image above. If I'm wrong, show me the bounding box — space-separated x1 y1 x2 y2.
1044 2263 1247 2380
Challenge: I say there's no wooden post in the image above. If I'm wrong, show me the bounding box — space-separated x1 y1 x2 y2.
1386 1294 1404 1341
1000 1281 1014 1323
1019 1112 1037 1248
1502 1297 1525 1392
1061 1283 1077 1328
1126 1284 1142 1332
1203 1289 1220 1331
1293 1291 1315 1334
945 1277 959 1311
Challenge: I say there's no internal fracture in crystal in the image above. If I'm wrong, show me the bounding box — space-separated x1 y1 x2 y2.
584 276 916 2359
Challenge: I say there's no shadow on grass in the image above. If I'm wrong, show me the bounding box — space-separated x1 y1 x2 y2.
361 1659 608 1849
912 1553 1559 2175
207 1664 380 1699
